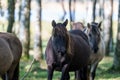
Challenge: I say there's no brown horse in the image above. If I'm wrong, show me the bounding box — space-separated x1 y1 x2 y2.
72 22 105 80
71 22 85 31
85 22 105 80
45 19 91 80
0 32 22 80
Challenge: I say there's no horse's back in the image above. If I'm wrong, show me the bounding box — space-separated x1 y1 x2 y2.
69 30 89 45
0 32 22 61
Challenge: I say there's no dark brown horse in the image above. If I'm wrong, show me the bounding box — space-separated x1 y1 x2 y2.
0 32 22 80
45 19 91 80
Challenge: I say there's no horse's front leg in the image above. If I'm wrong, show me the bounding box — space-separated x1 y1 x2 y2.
47 64 54 80
91 63 98 80
61 64 69 80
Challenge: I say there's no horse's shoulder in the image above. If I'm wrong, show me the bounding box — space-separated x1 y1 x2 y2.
45 37 54 53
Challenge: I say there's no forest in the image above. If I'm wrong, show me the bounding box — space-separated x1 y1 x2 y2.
0 0 120 80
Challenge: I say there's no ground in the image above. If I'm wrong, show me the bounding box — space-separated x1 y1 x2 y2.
19 56 120 80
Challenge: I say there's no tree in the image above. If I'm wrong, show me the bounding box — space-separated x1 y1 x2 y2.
60 0 66 20
105 0 113 56
7 0 15 33
92 0 97 21
69 0 76 29
99 0 104 19
33 0 43 63
112 0 120 70
20 0 31 58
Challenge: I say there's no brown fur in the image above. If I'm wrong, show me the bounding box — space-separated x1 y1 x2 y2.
0 32 22 80
71 22 85 31
72 22 105 80
45 20 91 80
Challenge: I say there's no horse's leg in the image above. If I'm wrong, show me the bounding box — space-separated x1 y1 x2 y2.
61 64 69 80
1 73 8 80
47 64 54 80
7 63 18 80
12 62 19 80
65 72 70 80
91 63 98 80
75 70 84 80
81 66 90 80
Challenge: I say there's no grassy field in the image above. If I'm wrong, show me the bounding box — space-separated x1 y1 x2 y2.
0 16 119 80
19 56 120 80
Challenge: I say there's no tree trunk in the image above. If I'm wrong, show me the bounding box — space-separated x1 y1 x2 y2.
7 0 15 33
99 0 104 19
20 0 31 58
33 0 43 63
69 0 72 29
105 0 113 56
60 0 66 20
112 0 120 70
92 0 97 22
69 0 76 29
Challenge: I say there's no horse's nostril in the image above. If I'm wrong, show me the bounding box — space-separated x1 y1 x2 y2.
94 47 99 53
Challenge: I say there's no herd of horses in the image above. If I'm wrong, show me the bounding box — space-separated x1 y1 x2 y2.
45 19 105 80
0 19 105 80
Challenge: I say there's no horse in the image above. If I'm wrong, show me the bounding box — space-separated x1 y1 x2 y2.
72 22 105 80
85 22 105 80
45 19 92 80
71 22 85 31
0 32 22 80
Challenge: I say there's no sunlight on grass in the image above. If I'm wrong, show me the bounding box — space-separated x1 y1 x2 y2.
19 56 120 80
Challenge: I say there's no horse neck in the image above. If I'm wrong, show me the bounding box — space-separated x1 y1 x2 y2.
66 32 73 57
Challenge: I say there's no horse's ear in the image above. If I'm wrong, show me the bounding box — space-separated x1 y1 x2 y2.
87 23 91 29
52 20 56 27
63 19 68 27
98 21 102 31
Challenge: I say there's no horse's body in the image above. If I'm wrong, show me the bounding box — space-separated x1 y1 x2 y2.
72 22 105 80
0 32 22 80
86 22 105 80
45 20 91 80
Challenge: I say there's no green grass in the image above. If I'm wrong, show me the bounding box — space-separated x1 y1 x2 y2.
19 56 120 80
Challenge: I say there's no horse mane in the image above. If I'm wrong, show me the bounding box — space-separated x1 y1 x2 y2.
66 32 73 57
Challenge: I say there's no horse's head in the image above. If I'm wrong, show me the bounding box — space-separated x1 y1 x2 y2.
85 22 102 53
71 22 84 31
51 19 68 57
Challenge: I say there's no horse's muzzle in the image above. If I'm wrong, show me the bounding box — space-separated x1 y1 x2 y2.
94 47 99 53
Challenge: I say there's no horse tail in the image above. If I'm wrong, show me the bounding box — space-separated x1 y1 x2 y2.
13 62 19 80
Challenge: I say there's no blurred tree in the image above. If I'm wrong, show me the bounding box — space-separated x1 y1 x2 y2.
112 0 120 70
20 0 31 58
92 0 97 21
0 0 5 30
99 0 104 19
105 0 113 56
60 0 66 20
33 0 43 63
7 0 15 33
69 0 76 29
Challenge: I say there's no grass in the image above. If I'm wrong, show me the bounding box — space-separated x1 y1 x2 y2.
19 56 120 80
0 17 119 80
